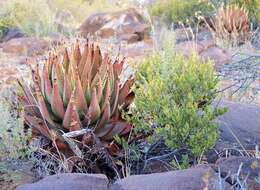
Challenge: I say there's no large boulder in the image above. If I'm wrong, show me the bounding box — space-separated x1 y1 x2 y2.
216 100 260 150
78 8 150 44
16 173 109 190
214 157 260 190
2 37 49 56
111 166 231 190
0 28 26 43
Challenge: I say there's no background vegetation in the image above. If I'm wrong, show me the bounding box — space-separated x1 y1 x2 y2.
0 0 122 37
149 0 260 27
149 0 213 26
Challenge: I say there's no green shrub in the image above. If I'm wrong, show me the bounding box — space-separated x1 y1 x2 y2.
149 0 213 25
0 101 30 159
0 0 57 37
127 45 226 156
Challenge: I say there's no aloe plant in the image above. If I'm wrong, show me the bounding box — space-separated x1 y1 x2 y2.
210 4 250 46
18 40 134 156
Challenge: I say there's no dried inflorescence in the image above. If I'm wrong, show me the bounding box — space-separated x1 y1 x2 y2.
18 40 134 158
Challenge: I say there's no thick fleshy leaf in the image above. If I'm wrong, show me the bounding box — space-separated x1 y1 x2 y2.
42 63 52 103
85 81 91 105
113 58 124 78
81 44 93 89
86 88 100 124
47 54 54 79
24 114 52 140
106 141 120 155
95 100 110 134
90 46 102 81
69 119 81 132
102 121 131 140
40 64 46 98
67 61 76 88
96 74 103 103
17 79 36 105
51 56 59 83
123 91 135 109
63 73 72 107
55 60 64 96
62 91 80 129
111 80 119 116
119 122 132 136
101 79 111 111
95 123 114 138
63 48 70 73
79 42 88 78
75 74 88 117
118 78 134 106
35 86 56 126
73 41 81 66
51 79 65 119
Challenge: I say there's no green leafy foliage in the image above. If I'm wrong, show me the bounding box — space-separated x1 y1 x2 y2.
127 45 226 156
149 0 213 25
170 154 190 169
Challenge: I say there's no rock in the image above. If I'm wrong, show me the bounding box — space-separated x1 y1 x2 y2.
200 46 232 67
216 100 260 150
2 37 49 56
0 48 30 92
1 28 26 42
79 8 150 43
79 12 108 36
16 173 109 190
111 166 231 190
120 40 153 58
0 160 36 190
120 34 140 44
174 27 212 44
175 40 232 67
175 41 204 57
214 157 260 190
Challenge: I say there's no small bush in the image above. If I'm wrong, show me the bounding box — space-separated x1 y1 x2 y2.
149 0 213 25
127 44 226 156
0 101 30 159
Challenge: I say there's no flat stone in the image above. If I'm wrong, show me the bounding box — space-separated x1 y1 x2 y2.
175 41 204 57
0 28 26 43
16 173 109 190
200 46 232 67
2 37 49 56
175 40 232 67
120 33 140 44
110 166 232 190
216 100 260 150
